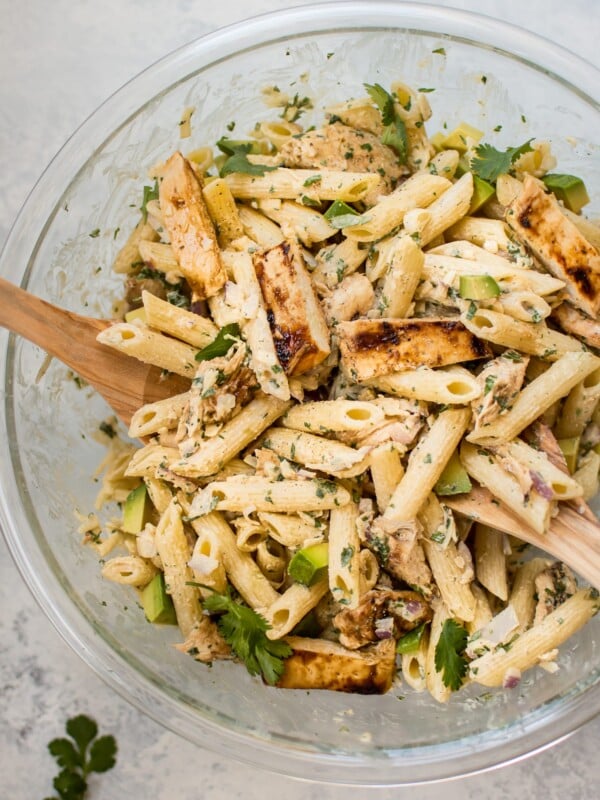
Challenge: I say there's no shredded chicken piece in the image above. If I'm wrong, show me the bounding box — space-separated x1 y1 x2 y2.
175 617 231 662
492 444 533 495
334 587 432 649
361 517 433 595
472 351 529 432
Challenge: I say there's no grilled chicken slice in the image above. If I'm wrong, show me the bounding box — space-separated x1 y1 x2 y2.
338 318 490 381
253 240 331 375
334 588 432 649
279 122 405 201
276 636 396 693
506 175 600 317
159 151 227 299
533 562 577 625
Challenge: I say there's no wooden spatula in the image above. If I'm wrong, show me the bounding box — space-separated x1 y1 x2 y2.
0 276 189 426
446 485 600 590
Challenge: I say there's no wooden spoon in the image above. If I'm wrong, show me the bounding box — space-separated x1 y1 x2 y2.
0 276 189 425
446 485 600 590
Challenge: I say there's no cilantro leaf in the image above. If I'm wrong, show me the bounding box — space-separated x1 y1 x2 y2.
87 736 118 774
203 590 292 685
364 82 409 164
324 199 370 229
471 139 534 183
434 619 469 690
140 179 159 222
53 767 87 799
48 738 82 771
217 138 277 178
66 715 97 754
195 323 241 362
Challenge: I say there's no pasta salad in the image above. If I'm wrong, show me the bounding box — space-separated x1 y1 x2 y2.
83 77 600 701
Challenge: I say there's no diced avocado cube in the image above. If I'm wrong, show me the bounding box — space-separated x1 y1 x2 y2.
430 131 447 153
288 542 329 586
558 436 580 474
469 175 496 213
434 450 472 496
459 274 501 300
440 122 484 153
291 610 322 637
454 155 472 177
542 173 590 214
125 307 147 324
396 623 426 654
123 483 151 534
141 573 177 625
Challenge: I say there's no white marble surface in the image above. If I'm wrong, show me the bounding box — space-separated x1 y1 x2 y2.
1 1 599 797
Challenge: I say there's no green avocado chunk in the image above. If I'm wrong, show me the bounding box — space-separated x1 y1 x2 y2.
469 175 495 213
459 274 501 300
542 173 589 214
288 542 329 586
558 436 580 474
122 483 150 534
141 573 177 625
434 450 472 496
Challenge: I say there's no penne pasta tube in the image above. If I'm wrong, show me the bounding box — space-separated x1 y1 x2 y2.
460 442 553 534
237 204 285 248
382 407 471 528
445 217 511 250
469 589 599 687
257 199 336 245
190 475 351 514
137 241 182 276
498 439 583 500
187 510 279 610
401 628 429 692
461 308 582 360
96 322 199 378
124 445 180 478
467 351 600 446
262 428 371 476
281 399 385 433
202 178 244 247
313 237 369 288
225 168 381 203
328 501 361 608
474 524 508 602
344 173 451 243
370 365 481 405
142 290 218 347
467 584 494 634
113 219 160 274
154 499 203 636
265 576 330 639
509 557 552 631
404 173 473 248
370 443 404 513
101 555 157 587
257 512 325 548
374 235 424 319
128 392 190 438
498 291 551 324
358 548 380 595
188 528 228 596
555 366 600 438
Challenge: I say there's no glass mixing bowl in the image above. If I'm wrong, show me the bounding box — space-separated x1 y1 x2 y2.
1 1 599 786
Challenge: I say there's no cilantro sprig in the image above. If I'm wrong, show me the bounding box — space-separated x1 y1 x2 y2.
203 589 292 685
364 83 409 164
140 179 159 222
195 323 241 362
217 138 277 178
324 199 370 229
434 618 469 690
44 714 117 800
471 139 533 183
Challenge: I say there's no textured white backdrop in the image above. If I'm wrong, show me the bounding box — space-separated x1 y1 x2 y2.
1 1 599 797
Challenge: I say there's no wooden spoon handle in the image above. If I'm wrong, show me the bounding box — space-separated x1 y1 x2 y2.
446 486 600 590
0 275 109 362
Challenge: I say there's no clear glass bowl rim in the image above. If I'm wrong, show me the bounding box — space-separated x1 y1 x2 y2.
1 0 599 787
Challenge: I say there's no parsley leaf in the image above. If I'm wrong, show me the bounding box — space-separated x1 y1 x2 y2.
195 323 241 362
46 714 117 799
364 82 409 164
203 590 292 685
434 619 469 690
471 139 534 183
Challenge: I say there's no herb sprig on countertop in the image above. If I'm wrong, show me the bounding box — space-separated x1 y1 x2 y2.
44 714 117 800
